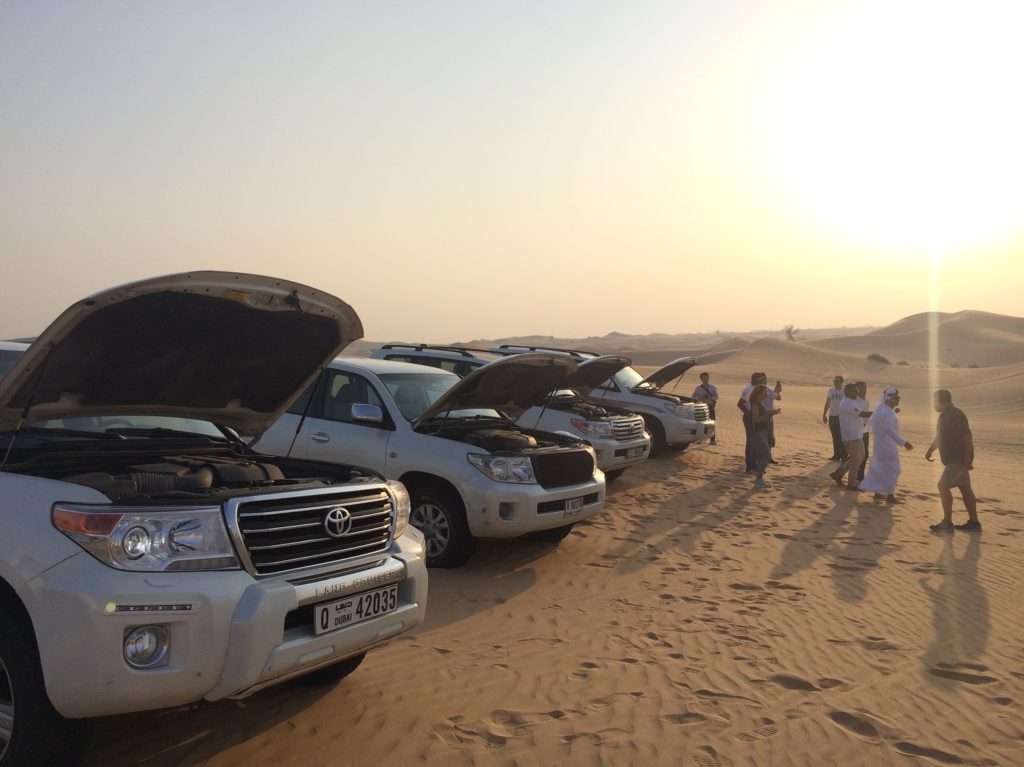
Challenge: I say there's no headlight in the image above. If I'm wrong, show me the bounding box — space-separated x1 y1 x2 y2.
53 504 239 571
570 418 613 437
467 453 536 483
387 480 411 538
665 402 694 418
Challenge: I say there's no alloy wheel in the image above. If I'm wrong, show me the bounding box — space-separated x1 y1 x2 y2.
410 502 451 559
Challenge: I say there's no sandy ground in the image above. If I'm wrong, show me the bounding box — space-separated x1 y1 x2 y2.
83 334 1024 767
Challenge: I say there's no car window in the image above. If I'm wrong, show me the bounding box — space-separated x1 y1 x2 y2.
375 371 498 421
0 349 24 378
321 371 385 423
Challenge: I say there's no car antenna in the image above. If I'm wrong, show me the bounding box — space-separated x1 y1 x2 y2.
1 344 55 469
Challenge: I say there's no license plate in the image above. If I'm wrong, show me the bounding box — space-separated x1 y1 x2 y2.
314 584 398 636
625 446 646 458
564 496 585 518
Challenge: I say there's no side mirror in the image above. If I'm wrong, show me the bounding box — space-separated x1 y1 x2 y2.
351 403 385 424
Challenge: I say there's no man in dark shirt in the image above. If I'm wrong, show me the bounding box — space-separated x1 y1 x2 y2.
925 389 979 532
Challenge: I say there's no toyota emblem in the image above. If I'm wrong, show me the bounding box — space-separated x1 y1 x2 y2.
323 506 353 538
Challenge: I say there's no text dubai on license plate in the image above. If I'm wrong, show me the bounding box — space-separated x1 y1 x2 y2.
314 584 399 636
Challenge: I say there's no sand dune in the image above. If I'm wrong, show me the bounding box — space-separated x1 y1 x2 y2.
81 315 1023 767
808 310 1024 367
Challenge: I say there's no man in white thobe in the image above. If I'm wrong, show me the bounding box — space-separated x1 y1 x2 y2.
860 387 914 502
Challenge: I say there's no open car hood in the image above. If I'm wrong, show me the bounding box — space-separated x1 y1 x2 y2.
562 355 631 392
637 357 698 389
415 353 576 425
0 272 363 436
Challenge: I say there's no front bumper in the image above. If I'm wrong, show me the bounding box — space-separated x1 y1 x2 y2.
590 434 651 472
459 473 605 537
664 417 715 446
29 532 427 719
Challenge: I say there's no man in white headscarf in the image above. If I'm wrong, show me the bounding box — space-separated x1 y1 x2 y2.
860 387 914 502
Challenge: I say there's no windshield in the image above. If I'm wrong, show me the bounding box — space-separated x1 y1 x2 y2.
24 415 228 439
612 366 654 391
377 372 503 421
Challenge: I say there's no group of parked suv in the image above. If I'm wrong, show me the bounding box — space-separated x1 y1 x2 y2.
0 274 712 766
371 343 715 456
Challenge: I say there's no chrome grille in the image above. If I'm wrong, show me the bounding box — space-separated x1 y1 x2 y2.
234 488 393 576
611 416 645 441
691 404 711 422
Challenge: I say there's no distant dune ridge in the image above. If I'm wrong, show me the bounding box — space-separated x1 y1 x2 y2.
356 309 1023 371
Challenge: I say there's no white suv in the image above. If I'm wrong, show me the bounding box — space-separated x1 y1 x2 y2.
494 347 714 455
0 273 427 764
370 344 650 479
257 354 606 568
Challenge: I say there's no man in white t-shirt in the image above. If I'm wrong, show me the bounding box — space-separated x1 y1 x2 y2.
822 375 846 460
691 372 719 445
830 383 872 489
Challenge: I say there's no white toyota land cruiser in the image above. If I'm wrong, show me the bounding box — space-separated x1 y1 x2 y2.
256 354 606 568
0 273 427 766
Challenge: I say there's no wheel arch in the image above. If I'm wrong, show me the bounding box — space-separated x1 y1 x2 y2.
397 471 465 510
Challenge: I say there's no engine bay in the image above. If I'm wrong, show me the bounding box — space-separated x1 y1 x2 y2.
6 448 370 502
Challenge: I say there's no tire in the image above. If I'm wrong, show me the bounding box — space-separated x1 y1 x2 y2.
0 617 91 767
526 524 574 543
408 485 476 568
604 468 625 482
643 416 667 457
289 652 366 688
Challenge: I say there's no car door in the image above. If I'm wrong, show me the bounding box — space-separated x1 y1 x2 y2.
300 369 393 474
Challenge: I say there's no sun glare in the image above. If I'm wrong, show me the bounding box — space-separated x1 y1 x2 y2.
767 1 1024 251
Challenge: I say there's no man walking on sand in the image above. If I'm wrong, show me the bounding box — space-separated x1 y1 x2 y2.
860 387 913 502
855 381 870 482
692 372 719 445
830 383 871 490
823 375 846 461
926 389 980 533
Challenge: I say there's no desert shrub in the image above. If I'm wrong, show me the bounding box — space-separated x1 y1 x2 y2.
968 363 980 369
896 360 910 366
951 362 961 368
867 353 890 364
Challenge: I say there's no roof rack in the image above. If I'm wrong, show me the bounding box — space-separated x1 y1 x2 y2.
378 343 495 358
492 344 600 359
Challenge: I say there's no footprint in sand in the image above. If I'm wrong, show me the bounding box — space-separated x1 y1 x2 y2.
662 712 708 725
893 741 964 764
827 710 881 740
767 674 820 691
692 746 723 767
928 665 998 684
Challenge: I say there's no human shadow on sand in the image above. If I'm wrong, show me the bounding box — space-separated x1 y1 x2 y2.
920 533 989 686
828 502 896 603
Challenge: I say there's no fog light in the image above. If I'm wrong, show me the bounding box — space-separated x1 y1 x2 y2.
124 626 169 668
498 502 515 521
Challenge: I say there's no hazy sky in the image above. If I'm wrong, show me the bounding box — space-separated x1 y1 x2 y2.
3 1 1023 342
